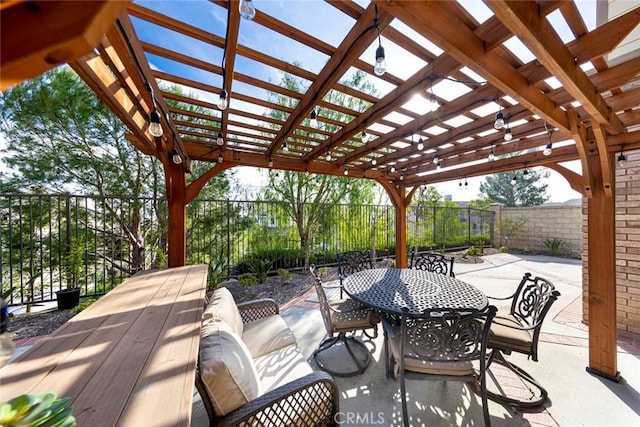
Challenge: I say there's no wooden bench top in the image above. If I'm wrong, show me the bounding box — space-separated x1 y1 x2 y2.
0 264 208 426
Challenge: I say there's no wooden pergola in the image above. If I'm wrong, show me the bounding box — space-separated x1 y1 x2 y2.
2 0 639 381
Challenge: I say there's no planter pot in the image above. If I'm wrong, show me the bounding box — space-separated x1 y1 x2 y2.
55 288 81 310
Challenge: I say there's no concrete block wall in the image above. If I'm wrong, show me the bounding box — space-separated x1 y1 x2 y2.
491 204 582 256
583 149 640 337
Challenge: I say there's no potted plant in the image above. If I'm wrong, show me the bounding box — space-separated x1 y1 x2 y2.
56 239 84 310
0 392 76 426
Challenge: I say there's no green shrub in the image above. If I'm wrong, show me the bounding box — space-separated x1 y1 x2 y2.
465 246 481 256
499 246 509 253
523 246 533 254
238 273 258 286
318 267 329 278
248 258 272 283
71 297 97 315
544 238 565 256
277 268 291 280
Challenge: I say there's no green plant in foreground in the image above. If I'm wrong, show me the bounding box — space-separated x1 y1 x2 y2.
71 297 97 315
248 258 272 283
318 267 329 278
0 392 76 426
544 238 565 256
499 246 509 253
277 268 292 281
238 273 258 286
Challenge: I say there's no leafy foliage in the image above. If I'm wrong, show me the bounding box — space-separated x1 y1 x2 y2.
544 238 565 256
0 392 76 426
479 170 549 206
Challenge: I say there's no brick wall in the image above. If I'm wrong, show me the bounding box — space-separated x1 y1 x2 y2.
582 149 640 337
490 204 582 256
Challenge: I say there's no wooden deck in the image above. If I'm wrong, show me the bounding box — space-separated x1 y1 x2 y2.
0 265 207 426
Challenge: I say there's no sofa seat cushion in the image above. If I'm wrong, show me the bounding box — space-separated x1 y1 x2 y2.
242 315 297 358
199 321 262 416
253 344 314 393
203 287 243 335
488 314 533 354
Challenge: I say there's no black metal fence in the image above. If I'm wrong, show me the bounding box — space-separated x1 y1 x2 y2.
1 193 493 306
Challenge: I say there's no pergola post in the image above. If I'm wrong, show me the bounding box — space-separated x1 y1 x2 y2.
585 154 620 380
395 202 407 268
166 161 187 268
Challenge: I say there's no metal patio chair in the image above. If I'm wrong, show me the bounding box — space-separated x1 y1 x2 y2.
382 305 497 427
485 272 561 407
337 250 374 298
310 265 380 377
410 250 456 277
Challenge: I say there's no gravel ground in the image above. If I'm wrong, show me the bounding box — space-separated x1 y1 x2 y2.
8 250 490 341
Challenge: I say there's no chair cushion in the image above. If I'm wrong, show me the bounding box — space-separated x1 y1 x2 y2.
242 315 297 358
199 321 262 416
488 314 533 353
387 334 473 377
329 298 380 332
203 287 243 335
253 344 315 393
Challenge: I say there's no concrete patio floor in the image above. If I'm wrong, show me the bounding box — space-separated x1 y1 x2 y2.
192 253 640 426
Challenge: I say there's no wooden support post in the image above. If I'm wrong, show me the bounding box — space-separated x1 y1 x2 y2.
395 203 407 268
166 162 187 268
585 154 620 381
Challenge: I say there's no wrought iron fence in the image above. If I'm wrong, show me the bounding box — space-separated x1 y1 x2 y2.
1 193 494 306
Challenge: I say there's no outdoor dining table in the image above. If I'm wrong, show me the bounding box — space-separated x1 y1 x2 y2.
343 268 487 315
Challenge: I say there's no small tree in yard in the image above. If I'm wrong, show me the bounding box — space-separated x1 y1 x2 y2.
498 216 529 251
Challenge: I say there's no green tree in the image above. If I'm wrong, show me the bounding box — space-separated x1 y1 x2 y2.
0 67 164 273
262 71 377 267
466 196 493 210
479 170 549 206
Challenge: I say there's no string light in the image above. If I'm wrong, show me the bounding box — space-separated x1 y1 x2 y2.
325 152 332 162
417 137 424 151
282 141 289 152
510 174 517 185
372 158 377 166
373 5 386 76
433 152 439 165
488 148 495 162
171 149 182 165
268 157 274 168
617 145 626 168
216 131 224 146
148 110 163 137
310 108 318 128
390 165 396 173
217 153 224 163
344 167 349 176
361 130 369 144
543 122 553 156
239 0 256 20
504 125 513 141
494 101 505 129
217 89 228 110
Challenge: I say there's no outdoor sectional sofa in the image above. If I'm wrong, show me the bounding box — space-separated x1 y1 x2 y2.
195 287 340 426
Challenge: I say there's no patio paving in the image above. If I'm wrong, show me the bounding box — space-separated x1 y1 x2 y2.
191 252 639 426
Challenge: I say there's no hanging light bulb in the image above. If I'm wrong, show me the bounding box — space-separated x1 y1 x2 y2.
510 174 517 185
217 89 228 110
464 177 469 189
361 130 369 144
239 0 256 20
374 44 386 76
488 148 495 162
436 160 441 170
310 108 318 128
543 142 553 156
148 110 163 137
617 151 627 168
282 141 289 152
216 131 224 146
523 168 532 180
268 157 274 168
171 149 182 165
343 167 348 176
459 179 463 188
372 158 377 166
399 173 404 181
433 153 439 164
494 111 504 129
325 152 331 162
504 126 513 141
417 137 424 151
217 153 224 163
427 92 439 113
390 165 396 173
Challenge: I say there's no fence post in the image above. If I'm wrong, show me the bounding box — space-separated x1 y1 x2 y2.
468 207 472 247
